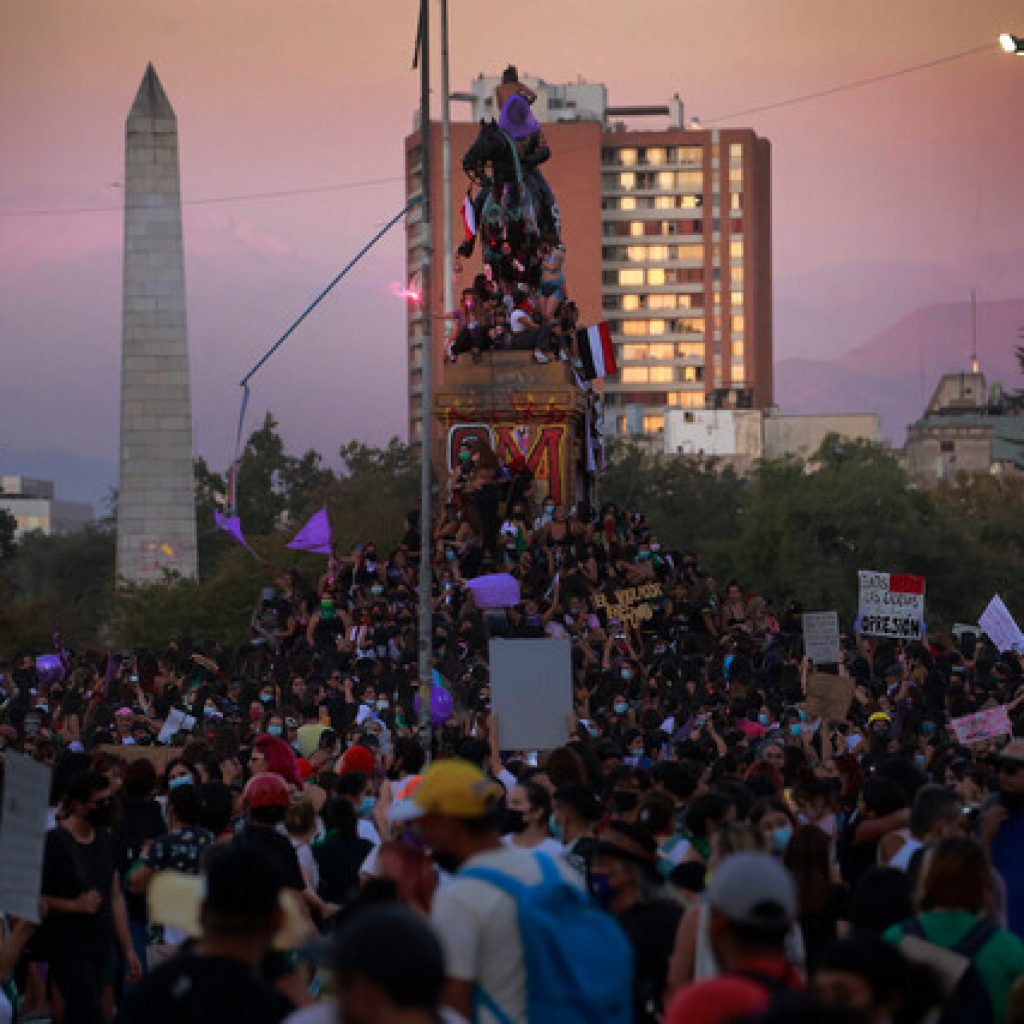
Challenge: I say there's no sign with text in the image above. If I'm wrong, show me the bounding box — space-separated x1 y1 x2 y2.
979 595 1024 654
802 611 841 665
857 571 925 640
592 583 663 628
0 753 51 922
489 637 573 751
951 705 1012 745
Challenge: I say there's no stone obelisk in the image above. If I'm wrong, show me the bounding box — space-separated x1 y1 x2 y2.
116 64 197 583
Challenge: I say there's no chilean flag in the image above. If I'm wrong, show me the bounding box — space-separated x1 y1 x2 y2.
462 194 476 242
577 322 617 380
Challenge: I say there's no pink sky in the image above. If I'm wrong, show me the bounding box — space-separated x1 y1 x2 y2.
2 0 1023 496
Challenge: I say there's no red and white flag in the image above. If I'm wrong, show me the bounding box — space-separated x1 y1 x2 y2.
462 194 476 242
576 322 617 380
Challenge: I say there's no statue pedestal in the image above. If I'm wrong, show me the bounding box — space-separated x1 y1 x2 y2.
433 352 588 507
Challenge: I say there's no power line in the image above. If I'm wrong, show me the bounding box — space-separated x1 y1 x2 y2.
705 42 993 123
0 175 404 219
0 40 998 219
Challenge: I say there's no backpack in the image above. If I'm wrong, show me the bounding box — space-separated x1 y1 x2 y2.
460 851 634 1024
898 916 997 1024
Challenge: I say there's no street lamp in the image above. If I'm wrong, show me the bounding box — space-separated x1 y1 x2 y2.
999 32 1024 54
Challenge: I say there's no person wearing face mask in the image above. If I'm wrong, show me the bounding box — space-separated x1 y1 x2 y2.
552 783 603 879
501 781 562 856
588 820 683 1024
42 770 143 1023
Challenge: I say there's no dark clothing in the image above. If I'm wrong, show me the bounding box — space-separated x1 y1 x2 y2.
42 825 118 949
116 950 293 1024
232 825 305 892
312 832 373 906
115 798 166 921
797 885 848 973
617 897 684 1024
144 825 215 875
41 826 120 1024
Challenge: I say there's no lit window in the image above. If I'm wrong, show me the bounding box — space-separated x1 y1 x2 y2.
677 342 704 358
619 148 637 167
620 196 637 211
647 148 667 166
622 294 641 311
646 320 665 335
679 147 703 167
627 245 646 262
647 268 666 286
629 221 645 237
643 415 665 432
729 143 743 161
731 266 744 285
622 321 650 337
731 291 744 307
623 344 648 360
619 269 644 286
649 343 674 359
668 391 705 408
679 171 703 189
729 239 744 259
732 314 745 332
648 294 676 310
678 317 706 334
655 195 675 210
683 365 701 382
620 172 636 190
657 170 675 190
676 244 703 262
649 367 673 383
730 192 743 212
729 167 743 187
621 367 649 383
681 194 702 209
732 341 745 357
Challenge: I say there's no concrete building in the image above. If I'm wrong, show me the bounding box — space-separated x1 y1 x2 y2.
904 372 1024 485
0 476 93 539
116 65 198 583
662 409 880 473
405 76 772 443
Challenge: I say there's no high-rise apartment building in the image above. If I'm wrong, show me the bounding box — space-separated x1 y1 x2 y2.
405 76 771 443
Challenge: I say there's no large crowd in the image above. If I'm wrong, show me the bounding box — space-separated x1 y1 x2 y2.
2 486 1024 1024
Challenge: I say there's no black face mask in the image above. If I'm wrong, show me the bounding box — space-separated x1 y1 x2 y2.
430 849 462 874
87 799 113 828
1001 791 1024 815
501 808 527 834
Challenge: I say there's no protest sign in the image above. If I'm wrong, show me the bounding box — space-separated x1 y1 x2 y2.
802 611 841 665
0 753 51 922
157 707 196 745
466 573 520 610
97 745 185 775
951 705 1012 745
805 671 855 724
592 583 663 628
979 595 1024 654
857 571 925 640
489 637 572 750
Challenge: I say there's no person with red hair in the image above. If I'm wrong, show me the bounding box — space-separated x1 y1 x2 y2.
252 733 304 790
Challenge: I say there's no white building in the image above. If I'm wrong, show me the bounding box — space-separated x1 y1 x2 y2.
0 476 93 539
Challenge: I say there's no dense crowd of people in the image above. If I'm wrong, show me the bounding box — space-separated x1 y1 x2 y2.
2 485 1024 1024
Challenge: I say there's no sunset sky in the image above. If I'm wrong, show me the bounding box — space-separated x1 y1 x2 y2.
2 0 1023 503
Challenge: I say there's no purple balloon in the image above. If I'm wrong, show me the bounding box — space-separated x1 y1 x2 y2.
413 686 455 726
36 653 65 686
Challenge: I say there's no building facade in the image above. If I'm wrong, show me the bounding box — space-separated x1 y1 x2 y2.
405 77 772 443
0 476 93 539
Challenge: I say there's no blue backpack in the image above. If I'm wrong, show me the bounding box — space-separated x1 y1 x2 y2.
460 851 635 1024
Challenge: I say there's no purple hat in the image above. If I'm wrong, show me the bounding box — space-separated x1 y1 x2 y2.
498 94 540 140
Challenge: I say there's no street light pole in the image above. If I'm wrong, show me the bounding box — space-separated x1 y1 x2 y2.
416 0 434 757
441 0 454 324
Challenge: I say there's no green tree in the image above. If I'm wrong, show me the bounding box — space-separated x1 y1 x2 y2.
0 509 16 561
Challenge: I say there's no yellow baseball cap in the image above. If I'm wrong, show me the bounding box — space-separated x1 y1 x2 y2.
389 758 503 822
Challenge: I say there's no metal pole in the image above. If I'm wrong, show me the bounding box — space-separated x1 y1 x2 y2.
416 0 434 758
441 0 454 321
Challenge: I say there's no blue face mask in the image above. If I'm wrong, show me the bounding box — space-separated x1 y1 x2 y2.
260 693 273 704
620 668 632 682
789 724 801 737
798 709 808 722
770 825 793 853
268 724 283 737
588 872 616 907
758 713 770 726
371 585 384 596
613 702 629 715
357 796 376 818
549 813 565 842
922 721 936 736
914 753 926 770
446 549 457 562
168 774 192 790
36 703 48 714
587 725 600 739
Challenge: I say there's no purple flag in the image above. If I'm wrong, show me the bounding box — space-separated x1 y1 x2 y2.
214 509 254 552
465 573 521 609
287 507 332 555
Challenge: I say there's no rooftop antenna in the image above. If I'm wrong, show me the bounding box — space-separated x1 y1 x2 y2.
970 288 979 374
